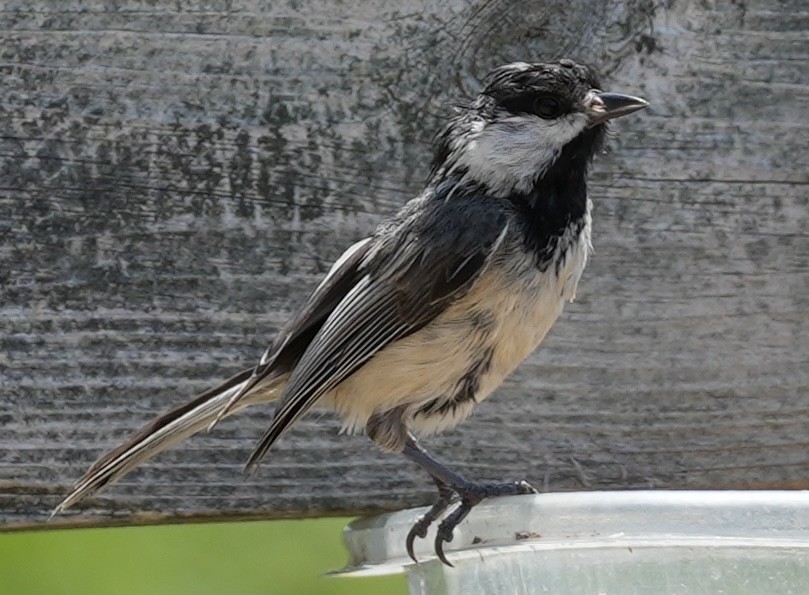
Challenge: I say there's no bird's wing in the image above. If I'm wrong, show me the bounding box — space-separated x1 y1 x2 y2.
210 237 375 425
244 192 510 471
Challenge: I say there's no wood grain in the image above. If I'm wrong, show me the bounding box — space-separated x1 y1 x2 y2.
2 0 808 530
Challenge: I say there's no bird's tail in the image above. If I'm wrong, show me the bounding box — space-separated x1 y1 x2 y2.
53 368 281 515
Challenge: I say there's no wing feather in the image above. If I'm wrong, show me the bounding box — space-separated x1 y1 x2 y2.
209 238 374 426
245 189 511 471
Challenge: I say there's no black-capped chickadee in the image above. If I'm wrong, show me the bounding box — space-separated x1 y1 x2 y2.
54 59 647 565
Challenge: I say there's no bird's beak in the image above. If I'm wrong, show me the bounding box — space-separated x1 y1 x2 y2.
587 91 648 127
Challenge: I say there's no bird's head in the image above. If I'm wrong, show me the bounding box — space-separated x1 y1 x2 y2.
431 60 648 197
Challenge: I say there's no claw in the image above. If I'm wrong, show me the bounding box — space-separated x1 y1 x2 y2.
406 481 454 563
407 479 538 566
406 517 430 562
435 532 453 567
433 500 474 567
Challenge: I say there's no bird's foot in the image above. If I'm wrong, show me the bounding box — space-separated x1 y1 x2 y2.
406 479 536 566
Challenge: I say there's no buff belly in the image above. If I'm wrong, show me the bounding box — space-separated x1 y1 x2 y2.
321 219 591 441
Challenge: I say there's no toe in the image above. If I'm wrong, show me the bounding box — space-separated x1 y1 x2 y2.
406 519 429 562
434 531 454 567
517 480 538 495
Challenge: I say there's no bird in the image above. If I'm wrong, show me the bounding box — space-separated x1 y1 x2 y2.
53 59 647 565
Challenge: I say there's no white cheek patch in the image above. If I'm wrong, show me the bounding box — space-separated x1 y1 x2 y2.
453 112 588 196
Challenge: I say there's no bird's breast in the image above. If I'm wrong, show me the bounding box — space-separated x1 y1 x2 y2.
467 220 591 400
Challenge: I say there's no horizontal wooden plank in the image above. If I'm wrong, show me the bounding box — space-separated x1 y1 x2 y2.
2 0 808 530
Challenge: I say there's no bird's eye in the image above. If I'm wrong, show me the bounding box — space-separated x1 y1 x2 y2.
532 95 563 119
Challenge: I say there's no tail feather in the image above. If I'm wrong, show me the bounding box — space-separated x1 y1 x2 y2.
53 368 280 515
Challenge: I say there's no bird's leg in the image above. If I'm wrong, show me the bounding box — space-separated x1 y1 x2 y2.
402 434 537 565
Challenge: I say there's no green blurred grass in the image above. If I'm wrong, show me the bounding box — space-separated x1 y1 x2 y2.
0 518 407 595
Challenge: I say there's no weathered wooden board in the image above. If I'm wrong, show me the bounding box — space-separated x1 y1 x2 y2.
2 0 807 530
